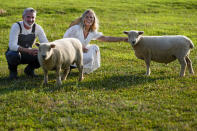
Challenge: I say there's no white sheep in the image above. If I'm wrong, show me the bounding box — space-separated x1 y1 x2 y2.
36 38 83 86
124 30 194 77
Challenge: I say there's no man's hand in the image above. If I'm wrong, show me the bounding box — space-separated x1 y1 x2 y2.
18 47 38 56
29 48 38 56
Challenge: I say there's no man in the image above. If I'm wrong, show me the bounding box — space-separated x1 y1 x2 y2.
5 7 48 79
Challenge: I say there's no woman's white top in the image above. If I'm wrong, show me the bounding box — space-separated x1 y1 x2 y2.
63 24 103 73
9 21 48 51
63 25 102 47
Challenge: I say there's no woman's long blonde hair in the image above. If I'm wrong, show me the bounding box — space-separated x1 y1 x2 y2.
69 9 99 32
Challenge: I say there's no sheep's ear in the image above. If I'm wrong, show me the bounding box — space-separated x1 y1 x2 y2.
123 31 129 35
35 42 40 47
138 31 144 35
50 43 56 48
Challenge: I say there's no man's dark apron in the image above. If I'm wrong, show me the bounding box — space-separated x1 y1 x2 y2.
5 22 40 72
17 22 36 48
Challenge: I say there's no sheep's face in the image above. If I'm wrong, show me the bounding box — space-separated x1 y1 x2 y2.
124 30 144 46
36 43 56 60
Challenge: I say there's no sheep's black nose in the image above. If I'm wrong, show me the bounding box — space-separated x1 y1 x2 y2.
132 41 135 44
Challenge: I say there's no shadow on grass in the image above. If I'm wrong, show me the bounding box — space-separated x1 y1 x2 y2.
0 74 48 94
79 73 173 90
0 73 79 94
0 71 174 94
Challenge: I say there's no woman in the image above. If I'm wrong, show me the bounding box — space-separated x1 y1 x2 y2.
63 9 127 74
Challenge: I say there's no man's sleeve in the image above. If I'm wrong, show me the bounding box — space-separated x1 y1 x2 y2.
36 24 48 43
8 23 20 51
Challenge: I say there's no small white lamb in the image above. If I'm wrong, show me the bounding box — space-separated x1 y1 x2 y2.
36 38 83 86
124 30 194 76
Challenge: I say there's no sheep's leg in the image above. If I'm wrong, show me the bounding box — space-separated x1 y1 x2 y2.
178 57 186 77
144 58 151 76
43 69 48 85
56 67 62 86
62 67 70 81
76 51 84 81
77 64 84 81
185 56 194 75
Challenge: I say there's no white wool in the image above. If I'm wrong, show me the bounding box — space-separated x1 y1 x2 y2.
124 30 194 76
36 38 83 86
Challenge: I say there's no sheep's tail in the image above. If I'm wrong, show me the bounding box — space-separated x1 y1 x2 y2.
189 41 194 49
186 37 194 49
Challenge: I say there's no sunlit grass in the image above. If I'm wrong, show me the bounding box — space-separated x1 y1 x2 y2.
0 0 197 130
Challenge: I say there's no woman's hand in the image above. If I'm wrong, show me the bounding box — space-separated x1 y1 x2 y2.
83 47 88 53
123 37 128 42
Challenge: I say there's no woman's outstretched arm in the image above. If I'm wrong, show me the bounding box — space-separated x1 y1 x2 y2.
97 35 128 42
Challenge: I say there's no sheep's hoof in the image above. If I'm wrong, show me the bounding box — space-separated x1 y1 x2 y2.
56 83 62 87
43 81 48 86
179 74 185 77
79 76 84 81
61 77 67 81
190 71 194 75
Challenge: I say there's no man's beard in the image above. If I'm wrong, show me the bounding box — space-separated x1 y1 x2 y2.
23 20 34 28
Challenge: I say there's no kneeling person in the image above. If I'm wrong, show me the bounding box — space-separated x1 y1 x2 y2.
5 7 48 79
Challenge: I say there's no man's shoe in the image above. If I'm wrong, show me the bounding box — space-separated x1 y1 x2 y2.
24 68 38 77
9 71 18 80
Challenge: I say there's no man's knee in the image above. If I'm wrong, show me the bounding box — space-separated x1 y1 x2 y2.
5 51 21 65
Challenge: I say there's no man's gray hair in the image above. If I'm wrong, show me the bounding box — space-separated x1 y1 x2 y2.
22 8 37 17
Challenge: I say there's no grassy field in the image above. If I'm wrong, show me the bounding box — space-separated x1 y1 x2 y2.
0 0 197 130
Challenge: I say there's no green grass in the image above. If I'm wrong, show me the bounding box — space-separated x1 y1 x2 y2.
0 0 197 130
